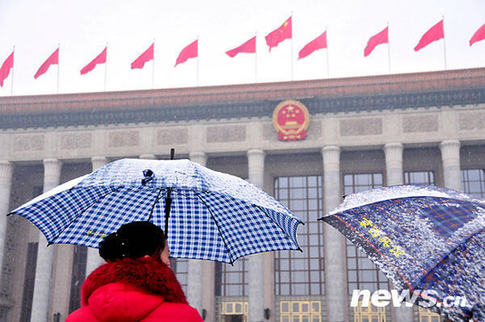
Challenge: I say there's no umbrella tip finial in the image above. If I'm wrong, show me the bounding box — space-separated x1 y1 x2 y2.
142 169 155 185
170 148 175 160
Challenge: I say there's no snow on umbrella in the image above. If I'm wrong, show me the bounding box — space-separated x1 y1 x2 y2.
320 185 484 322
9 158 302 264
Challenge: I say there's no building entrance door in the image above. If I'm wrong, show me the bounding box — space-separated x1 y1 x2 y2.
222 315 246 322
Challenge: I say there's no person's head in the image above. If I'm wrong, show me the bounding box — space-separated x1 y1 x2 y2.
99 221 170 266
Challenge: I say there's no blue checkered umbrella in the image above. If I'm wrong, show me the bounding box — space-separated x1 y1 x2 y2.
320 185 484 322
10 159 302 264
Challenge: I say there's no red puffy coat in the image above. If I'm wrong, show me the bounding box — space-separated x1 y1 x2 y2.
66 257 203 322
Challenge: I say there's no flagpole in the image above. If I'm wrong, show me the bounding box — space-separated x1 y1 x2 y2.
255 32 258 82
10 46 15 96
442 16 447 70
326 27 330 79
104 43 108 91
152 39 156 89
387 22 391 74
57 43 60 94
196 36 200 86
290 13 294 81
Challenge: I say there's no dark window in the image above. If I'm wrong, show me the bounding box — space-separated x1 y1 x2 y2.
69 246 87 313
404 171 435 185
20 186 43 322
461 169 485 198
215 258 248 296
274 176 324 296
346 243 389 295
343 173 383 193
19 242 38 322
343 173 388 294
223 316 244 322
215 177 250 297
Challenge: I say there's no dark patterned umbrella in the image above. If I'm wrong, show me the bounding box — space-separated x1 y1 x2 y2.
320 185 484 322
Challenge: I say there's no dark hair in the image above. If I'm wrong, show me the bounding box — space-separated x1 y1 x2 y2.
99 221 165 262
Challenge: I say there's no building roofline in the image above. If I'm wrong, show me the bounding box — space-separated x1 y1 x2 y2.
1 67 484 116
1 68 484 129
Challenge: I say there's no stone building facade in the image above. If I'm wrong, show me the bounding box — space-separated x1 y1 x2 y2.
0 67 484 322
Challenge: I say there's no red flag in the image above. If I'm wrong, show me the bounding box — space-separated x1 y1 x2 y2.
34 48 59 79
0 51 14 87
298 31 327 59
81 47 107 75
414 20 444 51
265 17 292 51
364 27 388 57
470 24 485 46
131 43 154 69
226 36 256 58
175 40 198 66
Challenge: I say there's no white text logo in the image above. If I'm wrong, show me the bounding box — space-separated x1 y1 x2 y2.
350 289 470 309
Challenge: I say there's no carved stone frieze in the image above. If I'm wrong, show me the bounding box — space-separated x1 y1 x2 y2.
108 131 139 148
60 133 92 150
206 125 246 143
459 112 485 130
12 135 44 152
403 115 438 133
157 128 188 145
340 118 382 136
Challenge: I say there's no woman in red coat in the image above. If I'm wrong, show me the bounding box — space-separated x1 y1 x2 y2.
66 221 203 322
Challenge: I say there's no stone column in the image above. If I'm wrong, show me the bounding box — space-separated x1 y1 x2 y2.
187 152 207 317
85 156 109 276
384 143 404 186
321 146 348 322
247 149 265 322
384 144 413 322
440 140 461 191
31 159 62 322
0 161 13 274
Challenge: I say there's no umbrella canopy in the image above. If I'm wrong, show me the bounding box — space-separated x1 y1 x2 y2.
10 158 302 264
320 185 484 322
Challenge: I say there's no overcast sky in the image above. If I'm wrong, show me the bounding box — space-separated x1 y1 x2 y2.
0 0 484 96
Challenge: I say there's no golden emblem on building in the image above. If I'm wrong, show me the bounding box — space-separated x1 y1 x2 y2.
272 100 310 141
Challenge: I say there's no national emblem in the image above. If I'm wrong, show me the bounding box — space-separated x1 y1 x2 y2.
272 100 310 141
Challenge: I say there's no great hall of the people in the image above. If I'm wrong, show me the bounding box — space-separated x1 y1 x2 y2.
0 67 484 322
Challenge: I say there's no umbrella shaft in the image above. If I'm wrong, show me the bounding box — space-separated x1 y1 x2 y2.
164 188 173 237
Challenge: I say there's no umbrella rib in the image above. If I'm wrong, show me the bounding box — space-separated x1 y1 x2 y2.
147 187 165 222
48 187 122 245
194 191 235 265
414 228 484 288
256 206 303 252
